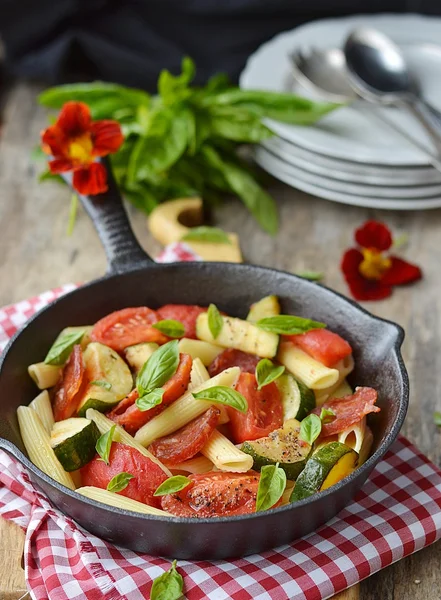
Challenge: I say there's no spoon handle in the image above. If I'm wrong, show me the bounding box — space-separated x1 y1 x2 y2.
403 97 441 157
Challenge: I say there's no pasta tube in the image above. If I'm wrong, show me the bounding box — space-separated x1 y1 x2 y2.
332 379 353 399
178 338 223 366
338 417 366 454
135 367 240 447
280 481 295 506
86 409 172 477
17 406 75 489
171 455 214 474
356 425 374 466
29 390 54 434
201 429 253 472
28 362 61 390
188 357 210 390
277 343 339 390
315 355 355 405
76 486 168 516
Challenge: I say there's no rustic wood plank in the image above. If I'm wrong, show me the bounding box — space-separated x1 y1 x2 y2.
0 81 440 599
0 520 26 599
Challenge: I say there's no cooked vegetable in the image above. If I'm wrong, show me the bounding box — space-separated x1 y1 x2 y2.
53 345 86 421
287 329 352 368
178 338 222 366
51 417 100 471
124 342 158 373
247 295 281 322
241 419 311 480
277 373 315 422
208 348 260 377
157 304 207 339
290 442 358 502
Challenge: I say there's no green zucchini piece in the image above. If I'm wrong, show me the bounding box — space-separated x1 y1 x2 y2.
124 342 159 373
247 295 281 322
51 417 100 471
277 373 315 422
241 419 311 480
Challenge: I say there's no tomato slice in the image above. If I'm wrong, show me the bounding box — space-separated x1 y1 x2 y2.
313 387 380 436
149 406 220 465
81 443 167 508
53 345 87 421
90 307 168 352
157 304 207 339
161 471 261 517
208 348 260 377
108 353 193 435
228 372 283 444
286 329 352 368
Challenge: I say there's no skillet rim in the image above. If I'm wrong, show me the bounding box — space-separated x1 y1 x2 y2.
0 261 409 524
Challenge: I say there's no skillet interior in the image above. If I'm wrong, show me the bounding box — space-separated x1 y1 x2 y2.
0 261 408 559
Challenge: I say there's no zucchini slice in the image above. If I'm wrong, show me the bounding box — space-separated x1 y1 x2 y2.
178 338 223 366
124 342 158 373
247 295 281 322
50 417 100 471
277 373 315 422
290 442 358 502
241 419 311 480
196 313 279 358
77 342 133 417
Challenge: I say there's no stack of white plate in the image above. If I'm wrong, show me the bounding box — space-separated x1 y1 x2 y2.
239 14 441 210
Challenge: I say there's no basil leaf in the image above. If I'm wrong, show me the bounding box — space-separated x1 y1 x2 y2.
136 388 164 412
207 304 223 339
152 320 185 338
150 560 184 600
66 193 78 236
256 463 286 512
106 472 134 493
91 380 112 391
207 105 273 143
38 82 150 111
192 386 247 413
255 359 285 390
96 425 116 465
434 411 441 427
153 476 191 496
44 329 85 366
137 340 179 396
320 408 335 424
297 271 324 282
299 414 322 445
181 226 231 245
256 315 326 335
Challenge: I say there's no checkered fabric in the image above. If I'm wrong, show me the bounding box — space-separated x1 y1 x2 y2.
0 246 440 600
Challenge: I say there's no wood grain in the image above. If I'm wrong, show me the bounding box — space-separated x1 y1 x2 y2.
0 520 26 599
1 81 440 599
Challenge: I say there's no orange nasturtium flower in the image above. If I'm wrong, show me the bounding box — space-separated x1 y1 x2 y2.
41 101 124 195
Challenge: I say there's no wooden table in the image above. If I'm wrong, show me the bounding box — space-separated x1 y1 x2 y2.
0 81 440 600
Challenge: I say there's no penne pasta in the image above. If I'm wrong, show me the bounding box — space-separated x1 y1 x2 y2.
17 406 75 489
28 362 61 390
356 425 374 466
315 355 355 405
178 338 223 366
29 390 54 434
201 429 253 472
171 455 214 474
86 409 172 477
277 343 339 390
280 481 295 506
134 367 240 447
76 486 169 516
188 357 210 390
338 417 366 454
332 378 353 399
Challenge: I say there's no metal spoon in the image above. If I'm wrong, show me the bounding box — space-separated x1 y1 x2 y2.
344 28 441 155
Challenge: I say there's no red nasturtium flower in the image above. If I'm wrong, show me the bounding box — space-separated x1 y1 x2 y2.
41 101 124 195
341 220 422 301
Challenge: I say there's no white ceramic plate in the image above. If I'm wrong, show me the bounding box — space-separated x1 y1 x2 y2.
240 14 441 166
255 146 441 210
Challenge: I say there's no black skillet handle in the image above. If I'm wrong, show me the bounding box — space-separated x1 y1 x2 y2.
63 158 154 274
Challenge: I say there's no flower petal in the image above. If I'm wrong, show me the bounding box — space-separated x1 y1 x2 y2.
91 121 124 156
355 220 392 251
72 162 108 195
57 101 91 138
341 249 392 301
41 125 68 157
380 256 422 286
48 158 73 173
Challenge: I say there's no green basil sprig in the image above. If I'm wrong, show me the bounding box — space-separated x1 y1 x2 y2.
96 424 116 465
320 408 335 424
44 329 85 365
256 315 326 335
152 320 185 338
154 476 191 496
434 411 441 427
181 226 231 245
150 560 184 600
299 414 322 445
256 463 286 512
297 271 324 281
91 380 112 391
192 386 247 413
255 359 285 390
137 340 179 396
106 472 134 493
207 303 223 339
136 388 164 412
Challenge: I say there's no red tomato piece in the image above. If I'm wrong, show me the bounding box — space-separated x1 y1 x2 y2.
81 443 167 508
208 348 260 377
313 387 380 436
149 406 220 465
53 345 87 421
157 304 207 339
161 471 261 517
286 329 352 368
90 307 168 353
228 372 283 444
108 354 193 435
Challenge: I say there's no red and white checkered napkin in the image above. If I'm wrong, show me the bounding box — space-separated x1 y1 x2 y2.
0 246 441 600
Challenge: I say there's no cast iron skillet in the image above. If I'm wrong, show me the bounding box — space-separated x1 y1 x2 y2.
0 164 408 559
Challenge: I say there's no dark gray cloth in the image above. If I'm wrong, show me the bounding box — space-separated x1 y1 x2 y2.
0 1 439 90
